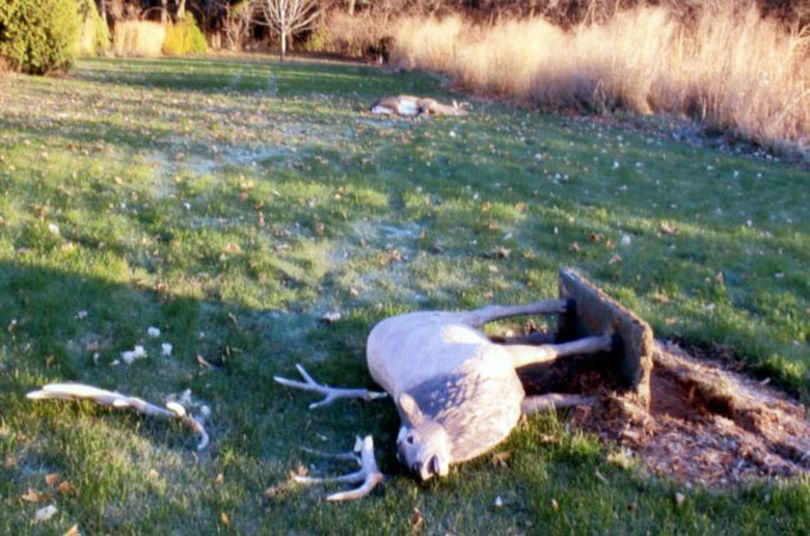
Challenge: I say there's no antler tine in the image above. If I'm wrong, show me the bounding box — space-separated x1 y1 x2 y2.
294 435 385 501
295 363 317 384
274 364 387 409
327 472 385 502
27 383 210 450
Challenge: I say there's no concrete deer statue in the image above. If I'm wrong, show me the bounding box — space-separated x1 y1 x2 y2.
370 95 468 117
275 282 627 499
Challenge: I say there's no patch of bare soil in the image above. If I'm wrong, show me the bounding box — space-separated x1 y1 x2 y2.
522 340 810 487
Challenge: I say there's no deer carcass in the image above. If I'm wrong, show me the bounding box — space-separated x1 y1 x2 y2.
276 298 619 496
370 95 468 117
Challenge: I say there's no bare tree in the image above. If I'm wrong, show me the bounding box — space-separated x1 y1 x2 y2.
254 0 319 61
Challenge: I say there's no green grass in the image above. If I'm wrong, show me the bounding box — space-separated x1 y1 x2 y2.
0 55 807 534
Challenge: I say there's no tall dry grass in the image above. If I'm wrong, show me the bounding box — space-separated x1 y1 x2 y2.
112 21 166 57
391 6 810 149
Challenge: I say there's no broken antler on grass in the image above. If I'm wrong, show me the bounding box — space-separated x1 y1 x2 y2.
293 435 385 501
273 364 387 409
26 383 209 450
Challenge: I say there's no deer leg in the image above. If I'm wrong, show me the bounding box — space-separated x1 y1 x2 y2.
274 364 388 409
521 393 598 415
27 383 210 450
505 334 614 369
463 299 569 327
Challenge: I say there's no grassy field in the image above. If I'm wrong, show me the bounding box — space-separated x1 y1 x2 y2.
0 56 807 534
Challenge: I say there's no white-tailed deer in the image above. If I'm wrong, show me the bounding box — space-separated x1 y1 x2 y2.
275 298 615 495
370 95 468 117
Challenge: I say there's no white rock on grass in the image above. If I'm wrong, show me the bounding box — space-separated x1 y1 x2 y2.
161 342 173 357
35 504 58 522
147 326 161 338
121 345 147 365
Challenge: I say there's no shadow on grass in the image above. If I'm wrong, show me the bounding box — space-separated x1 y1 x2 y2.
74 56 446 99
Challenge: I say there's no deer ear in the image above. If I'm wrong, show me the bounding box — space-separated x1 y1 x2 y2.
398 393 424 426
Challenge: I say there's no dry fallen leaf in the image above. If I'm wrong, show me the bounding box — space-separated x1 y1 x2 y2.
220 512 229 526
659 222 679 235
45 473 61 487
491 452 511 468
410 507 425 533
263 482 290 500
551 498 559 512
215 473 225 485
21 488 43 503
63 524 80 536
58 481 74 495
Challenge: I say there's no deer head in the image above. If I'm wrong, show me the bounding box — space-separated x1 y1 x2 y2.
396 393 451 481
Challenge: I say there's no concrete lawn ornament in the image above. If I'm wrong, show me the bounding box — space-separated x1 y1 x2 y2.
275 268 654 500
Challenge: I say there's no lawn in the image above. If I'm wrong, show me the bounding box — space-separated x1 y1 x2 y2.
0 56 807 534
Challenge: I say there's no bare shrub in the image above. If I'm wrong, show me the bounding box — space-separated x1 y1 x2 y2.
391 5 810 149
112 21 166 57
320 10 395 58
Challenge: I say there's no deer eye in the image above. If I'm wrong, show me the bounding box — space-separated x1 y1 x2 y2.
407 435 414 444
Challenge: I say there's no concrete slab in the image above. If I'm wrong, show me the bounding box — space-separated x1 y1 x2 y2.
557 268 653 403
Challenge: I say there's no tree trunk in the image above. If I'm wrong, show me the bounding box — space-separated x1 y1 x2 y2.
280 30 287 62
161 0 168 24
348 0 356 16
177 0 187 20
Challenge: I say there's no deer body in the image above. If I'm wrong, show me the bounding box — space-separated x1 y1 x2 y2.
370 95 467 117
367 311 525 478
276 299 613 485
365 301 612 480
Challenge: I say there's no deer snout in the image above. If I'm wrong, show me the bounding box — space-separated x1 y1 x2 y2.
414 455 444 481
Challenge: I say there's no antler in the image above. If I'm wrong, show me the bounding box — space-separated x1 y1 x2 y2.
293 435 385 501
274 364 387 409
27 383 209 450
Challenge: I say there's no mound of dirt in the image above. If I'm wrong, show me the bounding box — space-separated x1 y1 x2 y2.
547 341 810 487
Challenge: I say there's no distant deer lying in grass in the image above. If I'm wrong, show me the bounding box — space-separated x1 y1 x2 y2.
370 95 468 117
276 298 615 498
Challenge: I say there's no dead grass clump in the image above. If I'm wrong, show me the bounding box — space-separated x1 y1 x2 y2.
112 21 166 57
391 5 810 149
